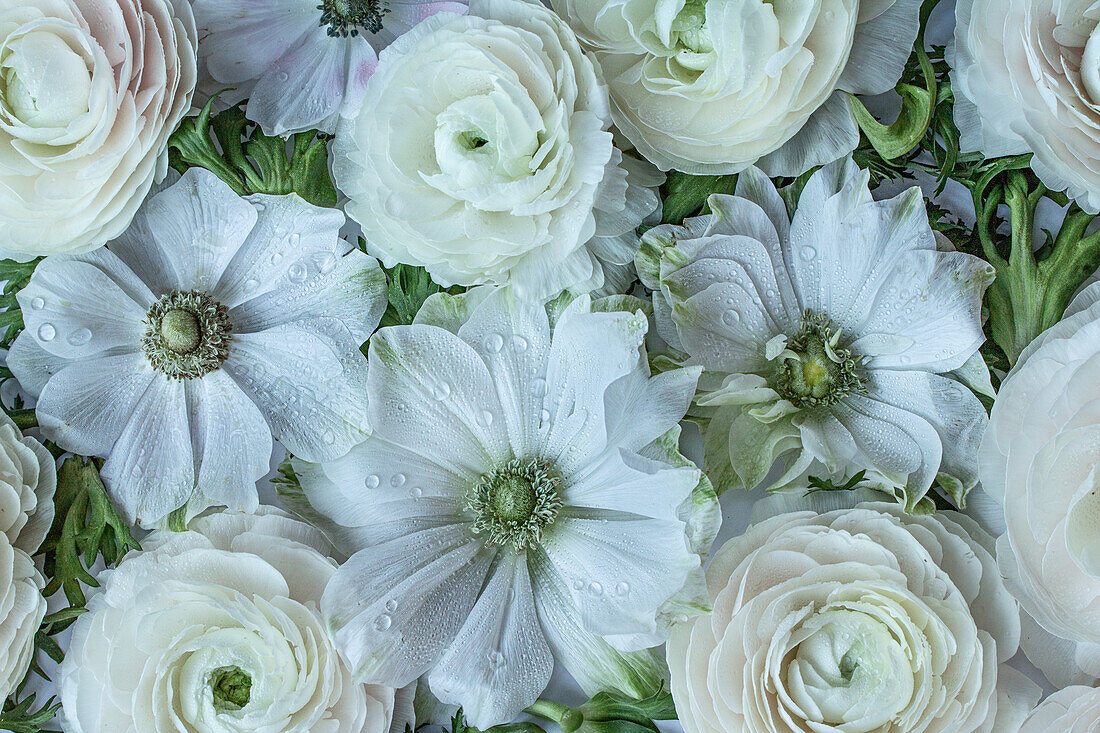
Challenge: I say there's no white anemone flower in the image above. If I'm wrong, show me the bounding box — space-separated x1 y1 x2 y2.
951 0 1100 212
59 508 412 733
6 167 387 528
637 158 994 510
332 0 663 302
290 287 720 728
0 411 54 701
192 0 466 136
980 282 1100 685
550 0 921 175
1019 686 1100 731
667 492 1040 733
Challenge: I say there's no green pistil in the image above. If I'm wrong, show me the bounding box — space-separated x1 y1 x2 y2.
468 459 562 550
210 666 252 711
142 290 232 380
774 310 865 407
318 0 389 37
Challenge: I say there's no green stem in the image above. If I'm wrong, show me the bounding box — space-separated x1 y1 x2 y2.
8 408 36 430
525 700 582 733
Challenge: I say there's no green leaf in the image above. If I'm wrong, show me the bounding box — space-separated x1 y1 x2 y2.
969 166 1100 364
0 693 61 733
444 710 546 733
168 94 338 207
527 688 677 733
377 263 463 330
660 172 737 224
41 456 140 608
0 258 41 355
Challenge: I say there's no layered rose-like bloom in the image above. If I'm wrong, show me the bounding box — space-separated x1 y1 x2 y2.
979 282 1100 685
1019 686 1100 731
637 159 993 509
59 508 409 732
0 412 54 701
951 0 1100 212
0 0 197 259
7 167 387 527
667 493 1040 733
290 287 719 727
550 0 920 175
192 0 465 136
333 0 663 301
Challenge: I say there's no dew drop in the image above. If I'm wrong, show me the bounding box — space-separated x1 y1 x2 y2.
487 650 506 668
29 297 44 310
66 327 92 346
431 381 451 400
288 263 308 283
271 252 284 265
800 246 817 261
572 579 584 591
615 582 630 596
410 487 423 499
485 333 504 353
722 309 740 327
323 430 336 444
390 473 407 487
385 599 399 612
244 278 259 291
278 71 290 82
373 613 392 631
37 323 56 341
365 474 380 489
512 335 528 352
588 581 603 596
477 410 494 427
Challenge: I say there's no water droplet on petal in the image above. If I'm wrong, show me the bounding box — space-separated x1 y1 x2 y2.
288 263 308 283
573 580 584 591
477 410 493 427
29 297 44 310
615 582 630 596
391 473 406 487
722 309 740 327
485 333 504 353
37 323 55 341
588 582 603 596
271 252 284 265
386 599 399 612
67 327 92 346
800 246 817 261
410 487 423 499
365 474 380 489
512 335 528 351
374 613 392 631
431 381 451 400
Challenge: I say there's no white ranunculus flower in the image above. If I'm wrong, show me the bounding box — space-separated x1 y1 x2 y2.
1019 686 1100 731
667 492 1040 733
192 0 465 136
333 0 663 301
0 412 56 555
951 0 1100 213
59 508 410 733
6 167 387 528
637 158 993 510
550 0 920 175
0 0 197 259
979 281 1100 685
0 533 45 702
290 287 719 728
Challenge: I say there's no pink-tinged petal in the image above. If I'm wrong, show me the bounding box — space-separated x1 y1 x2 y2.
340 40 379 119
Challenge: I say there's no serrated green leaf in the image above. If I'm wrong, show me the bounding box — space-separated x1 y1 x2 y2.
0 693 61 733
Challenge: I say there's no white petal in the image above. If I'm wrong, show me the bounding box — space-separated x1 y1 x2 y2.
430 550 553 728
228 246 387 343
566 448 698 523
839 0 921 95
757 93 861 179
224 324 371 461
17 257 146 359
455 289 551 458
247 26 350 135
366 324 509 473
35 352 155 456
185 371 271 512
321 524 493 687
100 375 193 525
193 0 315 83
538 514 697 644
602 366 700 453
6 334 71 397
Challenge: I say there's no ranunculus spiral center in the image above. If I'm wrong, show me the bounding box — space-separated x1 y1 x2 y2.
210 665 252 711
1081 23 1100 106
0 31 91 128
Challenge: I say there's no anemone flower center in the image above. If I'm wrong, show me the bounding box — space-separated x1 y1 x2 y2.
773 310 865 407
467 458 562 550
210 666 252 711
318 0 389 37
142 290 233 380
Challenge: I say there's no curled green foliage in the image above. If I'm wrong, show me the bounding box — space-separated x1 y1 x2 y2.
41 456 140 607
445 710 546 733
376 262 465 333
0 693 60 733
527 688 676 733
168 93 338 208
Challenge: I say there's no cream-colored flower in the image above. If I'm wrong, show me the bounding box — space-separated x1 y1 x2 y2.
333 0 662 301
667 493 1039 733
1019 686 1100 731
980 282 1100 685
0 412 53 701
951 0 1100 212
59 508 410 732
0 0 197 259
551 0 920 175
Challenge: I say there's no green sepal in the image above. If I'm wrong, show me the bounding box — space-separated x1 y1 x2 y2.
168 93 338 207
40 456 140 607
